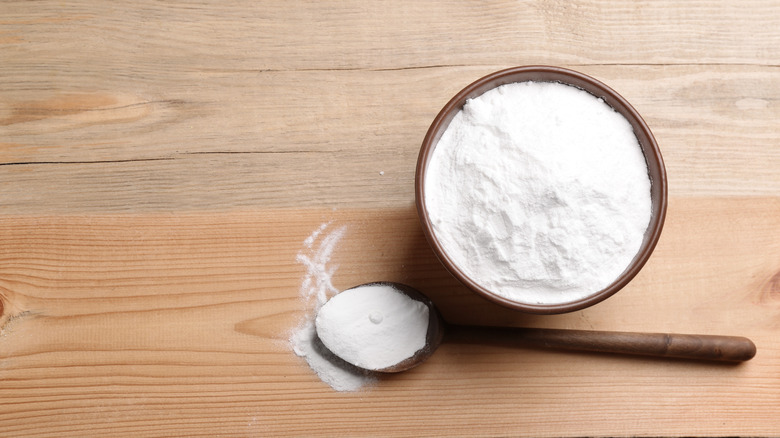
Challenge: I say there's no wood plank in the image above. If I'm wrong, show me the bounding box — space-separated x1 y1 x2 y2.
2 65 779 214
2 1 779 70
1 197 778 437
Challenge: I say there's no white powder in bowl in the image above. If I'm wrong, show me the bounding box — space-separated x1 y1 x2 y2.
424 81 652 306
315 283 429 371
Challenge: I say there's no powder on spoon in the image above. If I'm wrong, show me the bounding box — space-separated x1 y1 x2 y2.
424 81 652 305
315 283 429 371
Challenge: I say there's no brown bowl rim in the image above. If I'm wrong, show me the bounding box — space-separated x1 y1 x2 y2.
415 65 668 314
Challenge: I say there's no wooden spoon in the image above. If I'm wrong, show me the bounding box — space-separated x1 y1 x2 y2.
316 282 756 373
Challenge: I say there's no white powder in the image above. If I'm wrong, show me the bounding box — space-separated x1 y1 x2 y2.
424 81 652 305
315 283 429 371
289 223 376 391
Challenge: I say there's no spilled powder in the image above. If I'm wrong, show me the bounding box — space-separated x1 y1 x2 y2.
289 222 376 391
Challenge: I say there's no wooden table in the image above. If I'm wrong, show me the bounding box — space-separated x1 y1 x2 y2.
2 1 779 436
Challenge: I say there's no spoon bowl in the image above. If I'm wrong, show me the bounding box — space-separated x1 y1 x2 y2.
316 282 756 373
371 283 446 372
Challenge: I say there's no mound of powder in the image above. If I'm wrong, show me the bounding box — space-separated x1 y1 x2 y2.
424 81 652 305
315 283 429 371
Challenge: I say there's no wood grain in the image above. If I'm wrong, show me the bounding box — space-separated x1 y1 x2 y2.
1 2 779 213
1 199 779 437
1 66 779 213
1 0 780 436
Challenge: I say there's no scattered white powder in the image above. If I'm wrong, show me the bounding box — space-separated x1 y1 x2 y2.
425 81 652 305
315 283 429 371
289 223 376 391
302 221 329 248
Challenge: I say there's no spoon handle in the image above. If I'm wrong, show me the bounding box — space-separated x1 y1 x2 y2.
447 326 756 362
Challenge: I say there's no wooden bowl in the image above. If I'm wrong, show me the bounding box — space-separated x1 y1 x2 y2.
415 66 667 314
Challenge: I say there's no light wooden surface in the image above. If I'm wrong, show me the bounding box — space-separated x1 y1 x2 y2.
1 1 779 437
